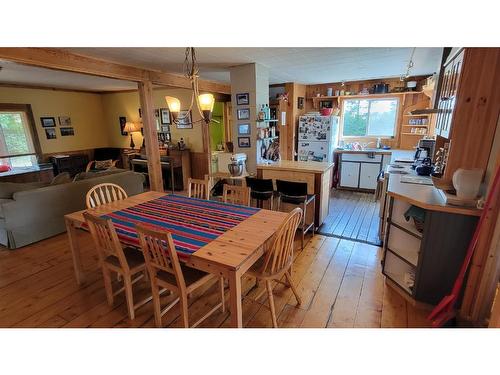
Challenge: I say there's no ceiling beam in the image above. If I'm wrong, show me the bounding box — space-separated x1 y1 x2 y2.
0 48 231 94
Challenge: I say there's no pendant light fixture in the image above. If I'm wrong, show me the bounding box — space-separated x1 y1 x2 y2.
400 47 416 81
165 48 215 125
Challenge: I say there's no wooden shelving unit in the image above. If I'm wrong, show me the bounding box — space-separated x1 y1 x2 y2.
308 91 424 102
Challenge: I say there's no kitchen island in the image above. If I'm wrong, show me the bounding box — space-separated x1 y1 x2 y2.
256 160 334 227
380 157 480 306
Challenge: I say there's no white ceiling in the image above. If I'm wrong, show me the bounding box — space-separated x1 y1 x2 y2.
0 60 137 91
0 48 443 91
66 47 443 84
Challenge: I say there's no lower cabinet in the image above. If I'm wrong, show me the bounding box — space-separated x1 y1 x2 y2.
338 152 387 191
339 161 359 188
359 163 381 190
382 196 478 305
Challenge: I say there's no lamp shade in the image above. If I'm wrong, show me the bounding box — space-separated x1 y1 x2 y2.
123 122 139 133
165 96 181 114
198 93 215 112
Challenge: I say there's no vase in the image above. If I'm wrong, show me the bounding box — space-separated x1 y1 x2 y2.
452 168 483 200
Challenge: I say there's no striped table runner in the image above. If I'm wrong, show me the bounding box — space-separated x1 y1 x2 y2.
102 194 260 257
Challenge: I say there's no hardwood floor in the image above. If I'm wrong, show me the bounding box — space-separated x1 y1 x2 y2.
0 229 430 328
319 189 382 246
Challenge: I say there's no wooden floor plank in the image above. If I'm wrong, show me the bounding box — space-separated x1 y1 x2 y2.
300 239 354 327
326 241 370 327
381 282 408 328
0 228 429 328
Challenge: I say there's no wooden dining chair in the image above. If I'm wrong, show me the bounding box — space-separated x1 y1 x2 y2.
136 224 225 328
83 212 151 320
86 183 128 209
187 177 210 200
222 184 251 206
245 208 303 328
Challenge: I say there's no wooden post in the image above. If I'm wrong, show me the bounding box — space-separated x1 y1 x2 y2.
138 81 163 192
202 117 212 177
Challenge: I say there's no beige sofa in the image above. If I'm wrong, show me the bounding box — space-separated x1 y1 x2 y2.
0 170 145 249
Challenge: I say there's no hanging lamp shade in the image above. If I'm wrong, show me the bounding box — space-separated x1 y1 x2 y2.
198 93 215 123
165 96 181 114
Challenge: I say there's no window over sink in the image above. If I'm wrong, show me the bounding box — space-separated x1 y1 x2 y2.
341 98 398 137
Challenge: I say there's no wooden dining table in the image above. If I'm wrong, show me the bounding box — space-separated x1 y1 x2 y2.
64 191 289 328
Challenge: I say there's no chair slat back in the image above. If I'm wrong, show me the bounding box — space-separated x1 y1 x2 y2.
188 177 209 200
83 212 129 271
222 184 251 206
136 224 186 290
86 183 128 209
260 208 302 275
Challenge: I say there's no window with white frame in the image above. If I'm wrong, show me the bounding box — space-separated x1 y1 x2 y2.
341 98 399 137
0 109 39 168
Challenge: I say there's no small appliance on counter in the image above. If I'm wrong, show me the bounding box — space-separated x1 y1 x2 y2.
214 152 248 176
412 138 436 170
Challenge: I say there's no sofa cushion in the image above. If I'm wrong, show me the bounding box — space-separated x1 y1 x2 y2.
0 181 49 199
50 172 71 185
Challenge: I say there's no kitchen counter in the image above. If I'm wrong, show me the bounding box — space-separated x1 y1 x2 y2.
335 148 393 155
256 160 334 227
256 160 334 173
386 164 481 217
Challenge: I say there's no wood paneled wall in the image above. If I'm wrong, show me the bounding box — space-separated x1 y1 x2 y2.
305 76 431 149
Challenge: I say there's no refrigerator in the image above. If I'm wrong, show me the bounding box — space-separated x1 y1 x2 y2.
297 115 339 162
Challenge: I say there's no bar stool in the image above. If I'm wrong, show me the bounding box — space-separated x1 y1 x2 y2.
245 177 275 210
276 179 315 249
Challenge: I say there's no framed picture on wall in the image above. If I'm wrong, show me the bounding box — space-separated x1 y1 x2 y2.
58 116 72 126
160 108 171 124
237 108 250 120
238 136 251 148
40 117 56 128
298 97 305 109
119 116 127 136
45 128 57 139
60 127 75 136
176 110 193 129
238 123 251 135
236 93 249 106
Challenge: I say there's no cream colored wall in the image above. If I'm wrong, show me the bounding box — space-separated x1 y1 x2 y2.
0 87 109 154
100 88 205 152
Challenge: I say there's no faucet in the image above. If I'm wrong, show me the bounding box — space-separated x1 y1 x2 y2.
361 142 375 149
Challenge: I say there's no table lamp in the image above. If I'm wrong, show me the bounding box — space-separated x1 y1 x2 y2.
123 122 139 149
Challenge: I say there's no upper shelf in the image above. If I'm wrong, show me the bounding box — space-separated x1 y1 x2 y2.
307 91 424 101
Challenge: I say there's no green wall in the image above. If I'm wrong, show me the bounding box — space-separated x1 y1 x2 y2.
209 102 225 151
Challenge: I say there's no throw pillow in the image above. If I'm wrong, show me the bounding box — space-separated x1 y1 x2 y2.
94 159 113 170
50 172 71 185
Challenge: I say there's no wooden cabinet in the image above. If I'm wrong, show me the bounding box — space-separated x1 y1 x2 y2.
359 163 380 190
51 154 88 177
435 49 464 139
433 48 500 182
340 161 359 188
383 196 478 305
